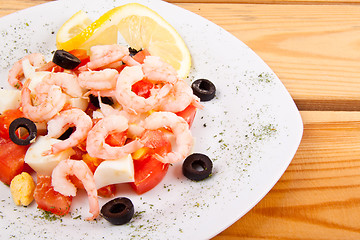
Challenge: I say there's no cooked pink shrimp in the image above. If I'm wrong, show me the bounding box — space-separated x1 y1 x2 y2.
115 65 172 114
46 108 93 154
8 53 46 89
142 111 193 163
78 69 119 91
79 44 139 71
86 114 143 159
51 159 99 220
40 72 83 98
157 79 202 112
21 80 67 122
142 56 178 84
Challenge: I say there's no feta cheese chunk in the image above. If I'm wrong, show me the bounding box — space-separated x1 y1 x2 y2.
24 136 75 176
94 154 134 189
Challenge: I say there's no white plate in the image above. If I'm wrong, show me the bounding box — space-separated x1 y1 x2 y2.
0 0 303 239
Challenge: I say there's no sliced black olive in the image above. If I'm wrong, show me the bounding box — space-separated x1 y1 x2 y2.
52 50 81 70
182 153 213 181
128 47 140 57
191 79 216 101
58 127 74 140
9 118 37 146
101 197 134 225
89 94 114 108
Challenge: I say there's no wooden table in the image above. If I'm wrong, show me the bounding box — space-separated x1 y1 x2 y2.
1 0 360 239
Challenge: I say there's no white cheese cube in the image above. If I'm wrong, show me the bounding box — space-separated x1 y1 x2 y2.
93 154 134 189
24 136 75 176
67 96 89 111
0 89 21 114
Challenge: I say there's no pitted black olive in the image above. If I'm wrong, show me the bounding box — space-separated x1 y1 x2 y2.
89 94 114 108
58 127 74 140
128 47 140 57
182 153 213 181
9 118 37 146
101 197 134 225
52 50 81 70
191 79 216 101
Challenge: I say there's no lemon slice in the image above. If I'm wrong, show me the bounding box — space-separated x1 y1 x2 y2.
56 10 93 50
56 3 191 79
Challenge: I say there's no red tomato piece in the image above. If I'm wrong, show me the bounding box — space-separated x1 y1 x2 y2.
131 155 169 195
33 175 72 216
176 103 197 127
68 49 90 69
0 108 24 139
131 79 154 99
131 129 172 194
132 49 151 64
105 130 128 147
98 184 117 198
0 137 28 185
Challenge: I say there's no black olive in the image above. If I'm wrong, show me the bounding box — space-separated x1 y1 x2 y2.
9 118 37 146
89 94 114 108
58 127 74 140
182 153 213 181
128 47 140 57
101 197 134 225
52 50 81 70
191 79 216 101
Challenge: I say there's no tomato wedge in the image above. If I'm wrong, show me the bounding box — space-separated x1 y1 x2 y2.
0 137 28 185
176 103 197 127
0 108 24 139
130 130 171 194
33 175 72 216
132 79 154 99
132 49 151 64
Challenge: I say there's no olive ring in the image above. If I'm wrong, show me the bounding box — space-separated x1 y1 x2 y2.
182 153 213 181
191 79 216 102
101 197 135 225
9 117 37 146
52 50 81 70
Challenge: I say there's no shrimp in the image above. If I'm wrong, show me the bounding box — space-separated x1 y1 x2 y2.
156 79 202 112
142 56 178 84
78 69 118 91
141 111 193 163
115 65 172 114
79 44 139 71
8 53 46 89
86 114 143 160
21 80 67 122
51 159 99 220
46 108 93 154
40 72 83 98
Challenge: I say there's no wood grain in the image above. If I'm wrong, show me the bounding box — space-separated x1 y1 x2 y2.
1 2 360 110
177 3 360 111
213 111 360 239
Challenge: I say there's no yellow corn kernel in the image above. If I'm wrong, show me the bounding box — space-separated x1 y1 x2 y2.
132 147 149 160
10 172 36 206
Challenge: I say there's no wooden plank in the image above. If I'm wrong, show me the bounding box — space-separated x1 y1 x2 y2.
1 2 359 111
177 3 360 111
214 113 360 239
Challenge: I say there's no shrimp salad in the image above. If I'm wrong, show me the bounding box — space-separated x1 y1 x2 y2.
0 44 207 222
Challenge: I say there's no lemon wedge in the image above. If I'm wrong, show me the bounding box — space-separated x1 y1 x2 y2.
56 3 191 79
56 10 93 50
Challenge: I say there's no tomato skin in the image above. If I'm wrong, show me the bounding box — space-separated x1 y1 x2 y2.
132 49 151 64
33 175 72 216
68 49 90 69
0 137 28 185
176 103 197 127
105 130 127 147
0 109 24 139
131 155 169 195
132 79 154 99
130 130 171 194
